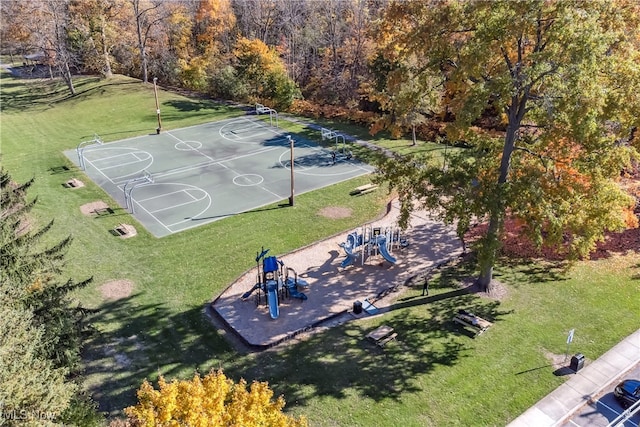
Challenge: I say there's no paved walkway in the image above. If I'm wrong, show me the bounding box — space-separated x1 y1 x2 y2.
508 329 640 426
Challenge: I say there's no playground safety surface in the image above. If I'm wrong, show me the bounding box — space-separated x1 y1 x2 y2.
211 200 464 349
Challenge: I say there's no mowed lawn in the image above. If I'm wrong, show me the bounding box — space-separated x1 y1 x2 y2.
1 70 639 426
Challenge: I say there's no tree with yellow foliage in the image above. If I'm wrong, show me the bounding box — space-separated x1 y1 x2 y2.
234 37 300 109
125 370 307 427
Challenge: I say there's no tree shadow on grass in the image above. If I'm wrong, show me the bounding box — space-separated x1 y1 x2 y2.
225 281 508 407
163 99 226 112
85 255 507 418
82 293 235 417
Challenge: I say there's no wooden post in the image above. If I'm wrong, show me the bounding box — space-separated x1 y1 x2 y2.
153 77 162 134
289 135 295 206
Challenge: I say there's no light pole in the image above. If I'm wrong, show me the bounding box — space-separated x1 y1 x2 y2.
153 77 162 134
288 135 295 206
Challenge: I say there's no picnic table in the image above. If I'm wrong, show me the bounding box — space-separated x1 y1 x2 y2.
366 325 397 347
453 310 493 336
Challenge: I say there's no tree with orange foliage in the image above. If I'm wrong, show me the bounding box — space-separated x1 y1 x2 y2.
373 0 640 290
125 370 307 427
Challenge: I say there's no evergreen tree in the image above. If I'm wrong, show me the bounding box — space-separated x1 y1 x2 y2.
0 167 100 425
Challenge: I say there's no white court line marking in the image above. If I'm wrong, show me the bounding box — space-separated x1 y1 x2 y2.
131 198 174 234
175 140 202 151
89 151 138 162
83 147 154 183
276 146 370 177
99 155 151 171
84 157 116 184
130 183 212 229
166 195 212 227
233 174 264 186
258 185 284 199
149 195 207 214
218 116 281 141
154 146 282 179
138 188 201 204
165 131 215 162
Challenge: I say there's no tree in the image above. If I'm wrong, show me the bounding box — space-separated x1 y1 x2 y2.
0 1 35 60
46 0 78 95
366 53 442 144
125 370 307 427
130 0 171 83
302 0 378 106
0 168 99 425
175 0 237 91
0 305 75 423
234 36 300 109
373 0 640 290
68 0 128 78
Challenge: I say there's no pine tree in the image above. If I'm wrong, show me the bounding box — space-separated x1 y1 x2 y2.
0 167 100 425
0 305 75 425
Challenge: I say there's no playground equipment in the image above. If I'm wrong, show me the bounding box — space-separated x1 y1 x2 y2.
339 225 408 268
241 247 308 320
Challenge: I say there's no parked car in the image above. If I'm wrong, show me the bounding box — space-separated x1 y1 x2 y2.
614 379 640 408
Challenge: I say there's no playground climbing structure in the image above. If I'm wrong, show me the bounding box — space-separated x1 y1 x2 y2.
241 248 308 320
339 225 408 268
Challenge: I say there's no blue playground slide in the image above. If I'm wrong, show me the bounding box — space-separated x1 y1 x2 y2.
374 235 397 264
340 242 358 268
285 278 308 300
340 232 360 267
266 281 279 319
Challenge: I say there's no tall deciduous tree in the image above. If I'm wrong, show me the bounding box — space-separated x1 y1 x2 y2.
125 370 307 427
234 36 300 108
366 53 442 144
176 0 236 91
68 0 127 78
130 0 171 83
374 0 640 290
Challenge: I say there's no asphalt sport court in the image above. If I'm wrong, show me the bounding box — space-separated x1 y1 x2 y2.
65 116 374 237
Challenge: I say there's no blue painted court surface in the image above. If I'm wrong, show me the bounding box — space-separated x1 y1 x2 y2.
65 116 374 237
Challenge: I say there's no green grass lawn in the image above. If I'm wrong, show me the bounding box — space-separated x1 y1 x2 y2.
2 71 639 426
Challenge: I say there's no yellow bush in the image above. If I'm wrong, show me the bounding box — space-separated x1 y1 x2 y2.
125 370 307 427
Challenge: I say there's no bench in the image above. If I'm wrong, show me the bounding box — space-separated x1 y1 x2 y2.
350 183 378 196
453 311 493 336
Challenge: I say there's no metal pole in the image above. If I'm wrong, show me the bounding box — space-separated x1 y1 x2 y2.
153 77 162 134
288 135 295 206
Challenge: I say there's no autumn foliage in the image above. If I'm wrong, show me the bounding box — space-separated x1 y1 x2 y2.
125 370 307 427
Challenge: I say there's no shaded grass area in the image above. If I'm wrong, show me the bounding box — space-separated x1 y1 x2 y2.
2 71 639 425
